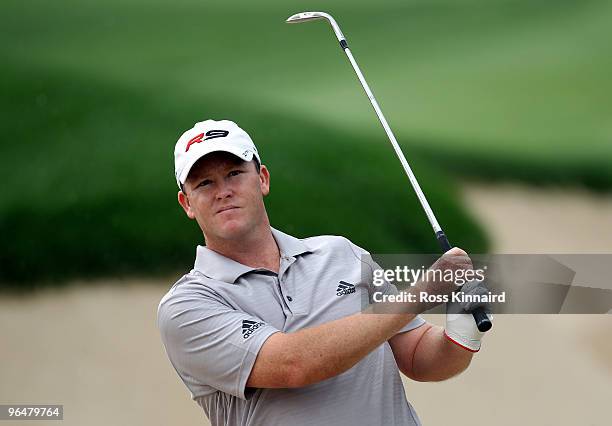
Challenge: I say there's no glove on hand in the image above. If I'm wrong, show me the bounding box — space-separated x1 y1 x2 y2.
445 279 493 352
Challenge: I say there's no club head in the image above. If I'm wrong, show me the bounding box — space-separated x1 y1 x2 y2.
286 11 346 42
286 11 329 24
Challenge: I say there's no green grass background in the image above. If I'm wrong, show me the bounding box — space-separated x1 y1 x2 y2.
1 0 610 288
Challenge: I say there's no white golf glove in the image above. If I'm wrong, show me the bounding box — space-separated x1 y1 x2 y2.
444 279 492 352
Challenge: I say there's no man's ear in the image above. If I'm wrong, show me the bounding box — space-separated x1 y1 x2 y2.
178 190 196 219
259 165 270 196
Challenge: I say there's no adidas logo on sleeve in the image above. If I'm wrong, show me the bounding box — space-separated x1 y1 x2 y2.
242 319 266 339
336 281 356 296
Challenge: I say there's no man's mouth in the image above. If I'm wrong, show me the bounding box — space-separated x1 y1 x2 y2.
217 206 239 215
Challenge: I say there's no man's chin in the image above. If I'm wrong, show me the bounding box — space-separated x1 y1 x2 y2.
214 220 250 240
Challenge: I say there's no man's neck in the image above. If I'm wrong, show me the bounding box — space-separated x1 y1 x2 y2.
205 223 281 273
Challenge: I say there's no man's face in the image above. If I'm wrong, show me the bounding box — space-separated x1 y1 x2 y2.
178 152 270 241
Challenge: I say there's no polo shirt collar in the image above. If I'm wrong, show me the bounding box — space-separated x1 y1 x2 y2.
194 227 311 283
271 227 311 258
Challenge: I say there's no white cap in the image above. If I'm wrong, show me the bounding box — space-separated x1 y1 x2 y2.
174 119 261 189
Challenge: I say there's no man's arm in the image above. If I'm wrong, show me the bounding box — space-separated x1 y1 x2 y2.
389 278 493 381
247 247 473 389
247 308 417 388
388 323 473 382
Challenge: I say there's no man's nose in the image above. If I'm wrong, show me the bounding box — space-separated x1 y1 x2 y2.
215 182 233 200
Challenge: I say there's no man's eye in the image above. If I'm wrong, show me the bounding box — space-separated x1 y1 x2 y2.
197 180 212 187
228 170 242 177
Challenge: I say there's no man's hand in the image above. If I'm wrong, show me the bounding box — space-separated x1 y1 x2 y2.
435 247 474 270
409 247 474 312
445 279 493 352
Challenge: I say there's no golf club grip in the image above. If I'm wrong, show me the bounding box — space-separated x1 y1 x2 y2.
436 231 452 252
435 231 492 333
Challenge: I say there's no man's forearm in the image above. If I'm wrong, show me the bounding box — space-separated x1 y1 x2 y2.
285 308 417 386
410 324 474 382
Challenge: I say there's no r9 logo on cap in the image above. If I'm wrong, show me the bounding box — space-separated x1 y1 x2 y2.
185 130 230 152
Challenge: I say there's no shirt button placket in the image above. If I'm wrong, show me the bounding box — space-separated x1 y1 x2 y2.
279 255 296 311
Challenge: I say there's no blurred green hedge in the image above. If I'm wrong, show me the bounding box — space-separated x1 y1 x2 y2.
0 64 487 289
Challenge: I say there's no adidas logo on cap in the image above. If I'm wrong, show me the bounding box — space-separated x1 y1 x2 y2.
242 319 265 339
336 281 356 296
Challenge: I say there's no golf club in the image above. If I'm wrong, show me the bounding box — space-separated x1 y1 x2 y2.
286 11 492 332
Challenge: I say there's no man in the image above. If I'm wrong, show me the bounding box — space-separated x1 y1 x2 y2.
157 119 489 426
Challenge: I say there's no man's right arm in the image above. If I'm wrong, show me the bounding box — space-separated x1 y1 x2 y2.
247 247 472 389
247 309 416 388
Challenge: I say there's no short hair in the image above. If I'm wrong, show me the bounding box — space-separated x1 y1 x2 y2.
252 157 261 173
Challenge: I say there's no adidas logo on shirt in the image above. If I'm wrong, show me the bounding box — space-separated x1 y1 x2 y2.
242 319 265 339
336 281 356 296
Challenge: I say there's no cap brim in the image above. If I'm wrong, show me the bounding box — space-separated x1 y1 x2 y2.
178 145 257 187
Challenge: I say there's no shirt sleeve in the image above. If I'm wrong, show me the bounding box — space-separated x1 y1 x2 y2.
345 238 426 334
373 264 426 333
157 284 280 400
375 273 426 333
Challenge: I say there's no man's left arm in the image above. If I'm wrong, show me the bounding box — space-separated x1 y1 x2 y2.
389 279 492 382
389 322 474 382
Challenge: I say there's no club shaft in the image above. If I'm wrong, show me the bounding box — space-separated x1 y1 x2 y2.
343 47 443 235
342 41 492 332
301 16 492 332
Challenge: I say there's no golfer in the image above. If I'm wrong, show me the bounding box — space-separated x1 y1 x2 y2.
157 119 490 426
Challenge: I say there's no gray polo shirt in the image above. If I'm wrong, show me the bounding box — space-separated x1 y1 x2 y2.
157 227 425 426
